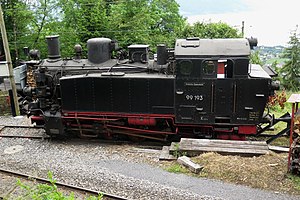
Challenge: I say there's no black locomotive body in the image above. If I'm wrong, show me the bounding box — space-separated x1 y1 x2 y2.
22 36 278 141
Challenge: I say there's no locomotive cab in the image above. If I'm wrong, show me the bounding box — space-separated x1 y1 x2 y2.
174 38 272 136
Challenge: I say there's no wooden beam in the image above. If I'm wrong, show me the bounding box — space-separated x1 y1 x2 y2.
170 138 269 157
179 142 269 150
268 145 289 153
180 138 267 146
0 4 20 116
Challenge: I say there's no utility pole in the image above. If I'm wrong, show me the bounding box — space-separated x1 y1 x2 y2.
242 21 245 38
0 4 20 116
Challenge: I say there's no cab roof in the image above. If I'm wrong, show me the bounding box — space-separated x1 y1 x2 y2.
175 38 251 57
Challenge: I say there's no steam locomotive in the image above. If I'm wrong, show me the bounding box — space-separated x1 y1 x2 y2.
20 36 279 141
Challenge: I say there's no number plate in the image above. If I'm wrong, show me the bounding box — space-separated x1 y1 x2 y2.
185 94 203 101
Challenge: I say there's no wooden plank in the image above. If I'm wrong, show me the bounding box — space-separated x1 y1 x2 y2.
177 156 203 173
287 94 300 103
131 148 161 154
268 145 289 153
180 138 267 146
169 139 269 156
159 146 176 161
179 142 269 150
177 146 269 156
179 145 269 154
179 138 268 151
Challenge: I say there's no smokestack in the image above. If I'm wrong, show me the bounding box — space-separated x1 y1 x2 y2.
157 44 168 65
46 35 61 59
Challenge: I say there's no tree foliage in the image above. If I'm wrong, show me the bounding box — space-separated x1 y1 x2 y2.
280 29 300 91
1 0 242 64
250 50 263 65
0 0 33 63
182 21 241 39
59 0 109 40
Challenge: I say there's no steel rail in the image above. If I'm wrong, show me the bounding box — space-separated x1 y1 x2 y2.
0 135 50 139
0 168 129 200
0 125 48 139
0 125 43 129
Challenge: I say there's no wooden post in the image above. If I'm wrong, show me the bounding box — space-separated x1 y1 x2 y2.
288 103 295 170
0 4 20 116
287 94 300 172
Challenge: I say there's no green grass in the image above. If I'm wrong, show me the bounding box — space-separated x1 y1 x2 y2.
3 171 103 200
287 174 300 191
165 163 189 174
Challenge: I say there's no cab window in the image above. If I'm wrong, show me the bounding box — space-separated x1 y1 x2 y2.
178 60 193 76
202 60 216 77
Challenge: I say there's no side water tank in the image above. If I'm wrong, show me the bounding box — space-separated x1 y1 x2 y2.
87 38 111 64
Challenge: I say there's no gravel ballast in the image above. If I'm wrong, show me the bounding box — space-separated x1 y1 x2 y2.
0 138 215 200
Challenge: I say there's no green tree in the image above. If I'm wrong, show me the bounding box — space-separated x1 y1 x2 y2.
182 21 241 39
27 0 62 58
1 0 33 64
108 0 185 48
280 29 300 91
147 0 186 47
58 1 109 40
250 50 263 65
108 0 150 47
57 0 109 57
1 0 244 61
1 0 62 62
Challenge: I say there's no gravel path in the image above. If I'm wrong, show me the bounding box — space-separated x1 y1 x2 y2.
0 116 299 200
0 138 215 200
0 116 32 126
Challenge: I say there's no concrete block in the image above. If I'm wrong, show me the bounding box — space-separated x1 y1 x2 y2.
177 156 203 174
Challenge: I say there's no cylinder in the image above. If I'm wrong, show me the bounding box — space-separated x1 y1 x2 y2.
157 44 168 65
87 38 111 64
46 35 61 59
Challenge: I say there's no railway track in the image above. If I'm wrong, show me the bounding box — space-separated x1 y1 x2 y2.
0 168 129 200
0 125 42 129
0 125 49 139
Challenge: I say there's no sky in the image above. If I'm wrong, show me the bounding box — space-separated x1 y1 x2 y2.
176 0 300 46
